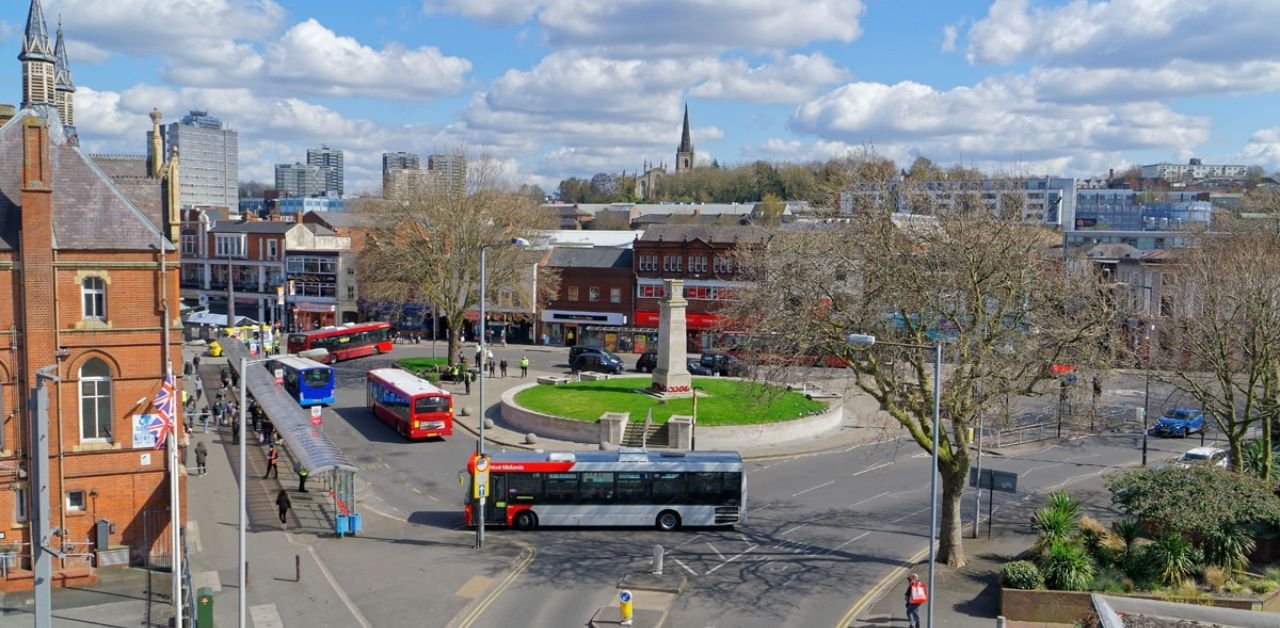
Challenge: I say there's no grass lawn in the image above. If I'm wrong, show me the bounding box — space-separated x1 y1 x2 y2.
513 377 827 426
396 357 450 381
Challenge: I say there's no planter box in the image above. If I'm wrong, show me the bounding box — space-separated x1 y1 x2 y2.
1002 586 1280 624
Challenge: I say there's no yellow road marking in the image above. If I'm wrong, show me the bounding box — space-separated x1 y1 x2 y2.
835 545 930 628
454 575 494 599
454 538 536 628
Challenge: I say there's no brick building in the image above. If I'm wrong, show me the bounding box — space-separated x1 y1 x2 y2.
633 225 765 351
541 247 634 349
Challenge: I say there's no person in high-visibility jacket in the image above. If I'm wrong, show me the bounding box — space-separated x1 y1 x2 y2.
296 463 309 493
520 356 529 378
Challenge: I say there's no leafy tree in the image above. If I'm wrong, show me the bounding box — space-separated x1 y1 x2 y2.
754 193 785 224
725 207 1111 567
1106 466 1280 541
355 152 560 365
906 156 941 180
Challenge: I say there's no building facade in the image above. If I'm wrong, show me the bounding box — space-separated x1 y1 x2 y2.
1140 159 1248 182
381 151 420 197
541 248 635 350
427 154 465 196
842 176 1077 226
306 145 344 197
274 162 324 198
166 110 237 209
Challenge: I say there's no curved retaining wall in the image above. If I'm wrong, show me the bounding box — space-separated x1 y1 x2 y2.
500 382 844 448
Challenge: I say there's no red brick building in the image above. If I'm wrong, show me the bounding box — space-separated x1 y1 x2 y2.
540 247 634 349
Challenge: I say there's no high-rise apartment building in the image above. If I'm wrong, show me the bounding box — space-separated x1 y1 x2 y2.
166 110 238 208
306 145 344 197
427 153 466 195
382 151 420 196
275 162 325 198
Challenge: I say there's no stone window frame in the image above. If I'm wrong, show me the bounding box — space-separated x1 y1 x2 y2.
77 358 114 443
74 270 112 330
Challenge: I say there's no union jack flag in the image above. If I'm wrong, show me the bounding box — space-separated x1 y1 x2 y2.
151 369 176 449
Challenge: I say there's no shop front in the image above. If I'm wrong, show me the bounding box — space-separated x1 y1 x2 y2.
293 301 337 331
465 311 536 345
541 310 628 348
633 310 730 352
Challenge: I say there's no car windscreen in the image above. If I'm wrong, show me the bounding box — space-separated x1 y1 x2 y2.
1171 409 1197 420
1182 452 1209 461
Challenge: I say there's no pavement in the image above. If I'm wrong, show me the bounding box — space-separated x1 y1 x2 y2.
0 339 1148 627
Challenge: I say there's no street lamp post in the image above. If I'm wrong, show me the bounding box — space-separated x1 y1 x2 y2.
1141 322 1154 466
476 237 531 551
236 352 283 627
847 334 943 628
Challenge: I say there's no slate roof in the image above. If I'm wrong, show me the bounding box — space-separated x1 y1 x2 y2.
210 221 298 234
303 210 369 229
0 109 172 251
547 246 632 269
638 224 769 245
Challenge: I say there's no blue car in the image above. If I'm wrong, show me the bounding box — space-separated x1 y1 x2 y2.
1150 408 1205 438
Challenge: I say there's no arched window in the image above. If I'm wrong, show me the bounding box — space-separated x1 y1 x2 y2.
79 359 112 441
82 277 106 321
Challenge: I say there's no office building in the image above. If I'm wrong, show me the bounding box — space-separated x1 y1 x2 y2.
382 151 420 197
307 145 344 197
166 110 238 208
275 162 325 198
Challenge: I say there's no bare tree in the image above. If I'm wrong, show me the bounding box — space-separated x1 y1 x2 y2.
1163 222 1280 477
725 210 1111 568
355 151 559 364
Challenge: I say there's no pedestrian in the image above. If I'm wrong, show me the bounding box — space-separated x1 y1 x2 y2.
194 377 203 400
463 368 472 395
295 463 309 493
184 361 193 377
275 489 291 527
500 359 508 378
520 355 529 378
230 367 239 389
488 358 496 379
500 329 507 347
475 344 483 368
220 367 230 389
905 573 927 628
264 445 279 479
194 441 208 475
231 416 240 445
262 420 275 445
193 355 201 370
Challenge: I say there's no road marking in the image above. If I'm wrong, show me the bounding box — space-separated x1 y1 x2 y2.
791 480 835 497
829 531 870 553
851 462 892 477
705 545 758 574
412 487 423 494
187 520 202 553
427 494 441 503
1020 463 1061 478
706 542 725 561
674 534 703 550
890 506 930 524
290 535 373 628
454 538 537 628
672 557 698 576
911 452 929 458
849 491 891 509
834 546 931 628
454 575 493 599
781 523 808 537
250 604 284 628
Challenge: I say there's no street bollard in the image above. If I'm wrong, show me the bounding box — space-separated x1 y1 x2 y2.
295 555 301 582
619 590 633 626
996 615 1007 628
196 586 214 627
652 544 664 575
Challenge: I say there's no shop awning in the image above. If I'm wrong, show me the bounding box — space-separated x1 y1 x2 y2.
633 311 725 330
293 302 336 313
222 339 358 475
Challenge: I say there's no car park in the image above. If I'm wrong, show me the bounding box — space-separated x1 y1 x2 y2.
1149 407 1205 437
686 358 714 376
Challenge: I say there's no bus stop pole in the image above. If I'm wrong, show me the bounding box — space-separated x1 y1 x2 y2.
477 245 489 550
239 356 248 628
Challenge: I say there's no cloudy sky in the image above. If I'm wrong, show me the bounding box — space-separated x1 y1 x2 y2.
4 0 1279 195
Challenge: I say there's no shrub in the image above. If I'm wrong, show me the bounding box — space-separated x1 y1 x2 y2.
1110 518 1141 554
1158 580 1206 604
1032 491 1083 555
1040 540 1096 591
1090 567 1129 594
1202 565 1227 593
1248 578 1277 594
1121 543 1156 586
1079 516 1122 564
1200 523 1256 573
1001 560 1044 590
1149 534 1197 586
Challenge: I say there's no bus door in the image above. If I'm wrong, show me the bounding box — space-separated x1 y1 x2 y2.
485 474 507 525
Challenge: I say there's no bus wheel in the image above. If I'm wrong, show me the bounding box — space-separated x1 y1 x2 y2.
328 354 338 365
655 510 681 532
513 511 537 531
373 346 381 355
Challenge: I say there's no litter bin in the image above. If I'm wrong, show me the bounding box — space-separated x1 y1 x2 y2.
336 514 349 537
197 586 214 627
349 513 362 536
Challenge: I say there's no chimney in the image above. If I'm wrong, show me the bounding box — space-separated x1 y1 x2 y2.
21 117 58 373
0 104 16 126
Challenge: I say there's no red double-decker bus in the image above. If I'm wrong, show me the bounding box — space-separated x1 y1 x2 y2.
287 322 392 363
366 368 454 439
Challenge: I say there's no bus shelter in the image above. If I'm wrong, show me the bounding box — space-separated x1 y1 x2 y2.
221 339 361 535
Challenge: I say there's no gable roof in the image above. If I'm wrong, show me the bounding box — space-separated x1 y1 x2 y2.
638 224 769 245
0 109 172 252
547 246 632 269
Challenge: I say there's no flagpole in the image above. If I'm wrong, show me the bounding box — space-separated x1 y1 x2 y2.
159 231 182 627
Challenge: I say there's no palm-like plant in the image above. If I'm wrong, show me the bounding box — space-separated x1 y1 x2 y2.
1040 540 1096 591
1032 491 1083 554
1241 439 1267 478
1111 518 1141 555
1201 523 1256 573
1149 534 1197 586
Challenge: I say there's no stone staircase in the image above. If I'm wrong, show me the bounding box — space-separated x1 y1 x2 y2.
621 422 669 448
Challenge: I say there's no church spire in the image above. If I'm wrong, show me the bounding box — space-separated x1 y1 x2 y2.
675 103 694 172
20 0 54 63
19 0 56 110
54 15 75 129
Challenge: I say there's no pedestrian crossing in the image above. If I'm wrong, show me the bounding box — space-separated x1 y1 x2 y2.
250 603 284 628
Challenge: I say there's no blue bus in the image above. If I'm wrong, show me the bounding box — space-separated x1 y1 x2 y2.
268 357 336 407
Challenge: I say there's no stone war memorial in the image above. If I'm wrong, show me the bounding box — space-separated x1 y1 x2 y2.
652 278 693 396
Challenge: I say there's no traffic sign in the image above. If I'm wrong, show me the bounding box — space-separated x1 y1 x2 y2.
473 454 490 500
310 405 323 427
619 591 632 603
274 368 284 385
969 467 1017 493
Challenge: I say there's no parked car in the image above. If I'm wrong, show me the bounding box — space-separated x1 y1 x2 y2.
686 358 714 376
700 352 749 377
571 350 624 374
636 351 657 373
569 345 608 363
1149 407 1205 438
1155 446 1229 471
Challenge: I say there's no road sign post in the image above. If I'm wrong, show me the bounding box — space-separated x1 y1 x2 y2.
474 455 490 549
969 467 1017 538
619 590 633 626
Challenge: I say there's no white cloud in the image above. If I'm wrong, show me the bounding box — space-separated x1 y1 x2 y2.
690 54 850 104
1238 126 1280 173
790 78 1211 164
1026 60 1280 104
966 0 1280 67
51 0 285 57
426 0 865 54
940 24 959 54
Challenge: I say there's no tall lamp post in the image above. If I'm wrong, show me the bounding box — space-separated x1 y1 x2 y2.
476 237 531 551
236 352 284 627
847 334 943 628
1141 322 1155 466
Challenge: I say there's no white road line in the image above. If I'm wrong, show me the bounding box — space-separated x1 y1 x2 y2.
849 491 892 509
851 462 893 477
706 541 725 561
891 506 930 524
1020 463 1061 478
674 534 703 550
250 604 284 628
911 452 929 458
187 520 202 553
672 557 698 576
705 545 758 574
289 535 373 628
780 523 808 537
791 480 835 497
829 531 871 553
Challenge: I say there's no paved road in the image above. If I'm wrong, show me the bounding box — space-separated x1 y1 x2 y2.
309 342 1216 628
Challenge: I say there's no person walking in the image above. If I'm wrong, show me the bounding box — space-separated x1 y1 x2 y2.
905 573 927 628
463 367 472 395
474 344 483 368
264 445 279 479
194 441 208 476
194 376 203 401
499 359 508 378
520 355 529 378
193 355 201 371
275 489 292 528
231 416 240 445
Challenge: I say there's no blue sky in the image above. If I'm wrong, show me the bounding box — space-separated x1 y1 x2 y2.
3 0 1279 196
